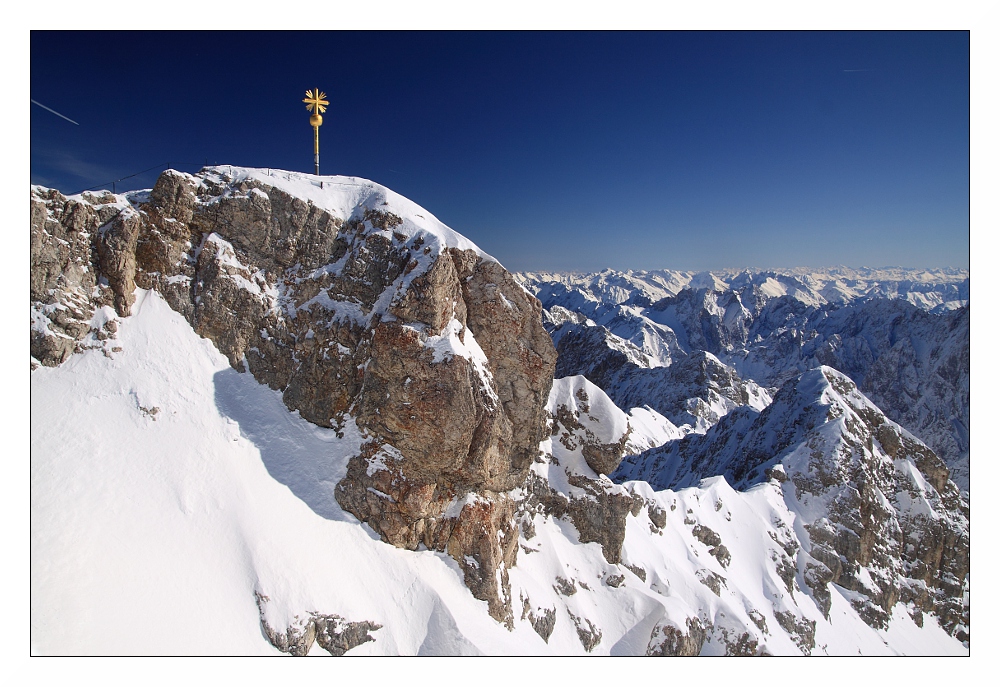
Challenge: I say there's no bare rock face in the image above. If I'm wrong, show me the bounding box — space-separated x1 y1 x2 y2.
29 167 557 628
520 594 556 642
646 617 707 656
522 468 641 566
568 609 603 652
255 592 381 656
30 188 130 367
96 209 142 316
691 524 731 568
773 611 816 656
334 247 556 625
646 614 772 656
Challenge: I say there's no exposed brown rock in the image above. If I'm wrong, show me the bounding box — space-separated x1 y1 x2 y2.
96 209 142 316
647 503 667 530
452 253 558 475
605 573 625 588
696 569 726 596
691 524 731 568
625 563 647 582
773 610 816 655
565 477 638 564
568 609 602 652
520 465 641 567
520 593 556 642
716 628 762 656
255 592 381 656
446 495 520 626
553 576 577 597
647 617 707 656
803 561 836 618
30 188 122 366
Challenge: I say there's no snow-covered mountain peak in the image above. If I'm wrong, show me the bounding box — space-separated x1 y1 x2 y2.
613 363 968 643
545 376 682 479
548 375 631 450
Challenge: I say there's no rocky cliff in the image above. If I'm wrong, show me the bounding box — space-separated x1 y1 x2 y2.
31 167 557 628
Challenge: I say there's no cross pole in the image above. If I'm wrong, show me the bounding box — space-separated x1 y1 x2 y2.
303 89 329 175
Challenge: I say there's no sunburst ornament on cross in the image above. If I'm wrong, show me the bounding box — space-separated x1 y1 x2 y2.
303 89 329 175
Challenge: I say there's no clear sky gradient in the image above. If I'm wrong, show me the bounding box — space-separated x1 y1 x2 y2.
30 31 970 272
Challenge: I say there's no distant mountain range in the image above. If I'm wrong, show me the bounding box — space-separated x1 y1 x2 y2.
518 267 969 493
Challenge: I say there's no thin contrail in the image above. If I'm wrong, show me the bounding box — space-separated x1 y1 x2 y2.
31 99 80 125
842 69 872 72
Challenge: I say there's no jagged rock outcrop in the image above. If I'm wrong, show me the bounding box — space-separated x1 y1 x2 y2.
30 167 557 628
520 593 556 642
332 246 555 625
30 188 133 367
646 613 768 656
255 592 381 656
646 617 707 656
522 469 641 567
568 609 603 651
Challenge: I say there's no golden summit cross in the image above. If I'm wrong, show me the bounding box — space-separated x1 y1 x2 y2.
303 89 328 175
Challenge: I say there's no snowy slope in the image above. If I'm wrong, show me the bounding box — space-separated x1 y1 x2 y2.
31 289 966 655
546 375 683 460
31 289 525 655
530 374 967 655
613 367 969 646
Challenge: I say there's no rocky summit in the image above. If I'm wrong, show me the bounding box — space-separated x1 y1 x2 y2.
31 168 970 656
31 166 556 629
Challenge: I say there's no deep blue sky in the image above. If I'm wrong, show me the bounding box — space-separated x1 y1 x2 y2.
30 31 969 272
